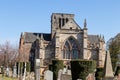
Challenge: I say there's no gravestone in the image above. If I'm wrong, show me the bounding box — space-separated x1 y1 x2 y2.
6 67 9 77
57 68 72 80
62 67 67 74
58 69 63 80
1 66 3 74
61 69 72 80
35 59 40 80
9 69 12 77
61 74 72 80
30 72 35 80
86 73 95 80
0 67 1 73
13 65 17 77
67 70 71 75
44 70 53 80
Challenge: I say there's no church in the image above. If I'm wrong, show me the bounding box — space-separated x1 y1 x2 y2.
19 13 106 71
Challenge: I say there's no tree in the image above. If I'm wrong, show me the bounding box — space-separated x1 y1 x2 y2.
0 41 19 67
108 33 120 71
71 60 96 80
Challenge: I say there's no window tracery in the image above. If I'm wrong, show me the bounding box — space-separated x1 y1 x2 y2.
63 37 79 59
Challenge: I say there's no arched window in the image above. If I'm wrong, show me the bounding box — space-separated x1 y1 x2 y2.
63 37 79 59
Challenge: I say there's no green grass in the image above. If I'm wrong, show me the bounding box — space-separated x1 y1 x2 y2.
0 74 18 80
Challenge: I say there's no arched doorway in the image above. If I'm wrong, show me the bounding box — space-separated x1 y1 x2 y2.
63 37 80 59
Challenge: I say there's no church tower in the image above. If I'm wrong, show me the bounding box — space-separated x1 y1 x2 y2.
51 13 75 59
51 13 74 39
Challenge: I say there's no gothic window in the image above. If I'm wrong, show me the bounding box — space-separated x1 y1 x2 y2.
63 37 79 59
91 47 99 60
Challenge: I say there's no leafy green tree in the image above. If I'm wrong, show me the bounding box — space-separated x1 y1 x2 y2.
95 67 104 80
71 60 96 80
108 33 120 71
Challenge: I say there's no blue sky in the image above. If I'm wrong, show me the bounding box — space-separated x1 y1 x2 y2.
0 0 120 45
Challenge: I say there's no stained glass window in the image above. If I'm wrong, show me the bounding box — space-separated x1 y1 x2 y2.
63 37 79 59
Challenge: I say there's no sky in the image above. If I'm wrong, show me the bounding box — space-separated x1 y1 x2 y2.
0 0 120 45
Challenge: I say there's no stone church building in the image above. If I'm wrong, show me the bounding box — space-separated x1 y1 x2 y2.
19 13 106 71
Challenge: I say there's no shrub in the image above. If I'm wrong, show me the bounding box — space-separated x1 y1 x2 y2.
51 59 64 80
95 67 104 80
49 64 53 71
26 62 30 72
115 66 120 76
71 59 96 80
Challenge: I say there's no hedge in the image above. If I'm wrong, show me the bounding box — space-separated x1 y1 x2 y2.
95 67 104 80
50 59 64 80
71 59 96 80
115 66 120 76
49 64 53 71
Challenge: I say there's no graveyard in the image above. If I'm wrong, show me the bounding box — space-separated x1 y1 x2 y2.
0 74 17 80
0 13 120 80
0 1 120 80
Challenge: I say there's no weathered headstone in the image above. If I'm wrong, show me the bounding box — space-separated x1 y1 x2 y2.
62 67 67 74
13 65 17 77
9 69 12 77
30 72 35 80
61 74 72 80
77 79 82 80
35 59 40 80
6 67 9 77
61 68 72 80
67 70 71 75
86 73 95 80
0 67 1 73
44 70 53 80
58 69 63 80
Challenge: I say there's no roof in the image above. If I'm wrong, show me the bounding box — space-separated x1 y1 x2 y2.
22 33 101 44
52 13 74 16
23 32 51 43
88 35 99 43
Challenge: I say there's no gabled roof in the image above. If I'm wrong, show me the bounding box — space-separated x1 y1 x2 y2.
88 35 99 43
23 32 51 43
61 18 81 30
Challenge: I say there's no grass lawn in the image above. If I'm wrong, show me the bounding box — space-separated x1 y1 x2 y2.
0 74 18 80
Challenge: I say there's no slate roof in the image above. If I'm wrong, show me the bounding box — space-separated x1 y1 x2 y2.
23 32 51 43
88 35 99 43
23 32 100 44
